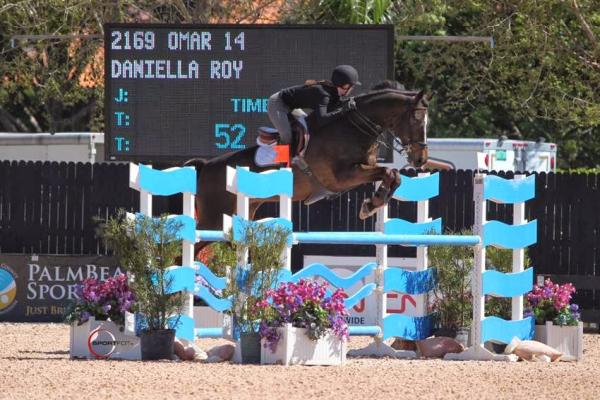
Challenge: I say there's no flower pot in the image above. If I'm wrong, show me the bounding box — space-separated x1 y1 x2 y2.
534 321 583 361
70 317 141 360
455 327 471 348
69 319 96 359
240 332 262 364
140 329 176 360
261 324 347 366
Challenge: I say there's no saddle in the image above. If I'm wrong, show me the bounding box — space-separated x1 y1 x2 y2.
257 110 309 158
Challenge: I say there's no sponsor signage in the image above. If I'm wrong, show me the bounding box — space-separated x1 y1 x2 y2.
0 255 123 322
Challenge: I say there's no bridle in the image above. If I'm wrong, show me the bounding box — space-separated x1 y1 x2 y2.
346 101 428 156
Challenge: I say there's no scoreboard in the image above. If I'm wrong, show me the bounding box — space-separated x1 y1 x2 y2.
104 24 393 162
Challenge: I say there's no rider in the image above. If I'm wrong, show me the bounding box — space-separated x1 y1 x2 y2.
267 65 361 147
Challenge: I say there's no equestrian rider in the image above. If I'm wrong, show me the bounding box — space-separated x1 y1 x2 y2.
267 65 361 147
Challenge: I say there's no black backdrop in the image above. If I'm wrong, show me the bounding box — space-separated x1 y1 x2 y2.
104 24 393 162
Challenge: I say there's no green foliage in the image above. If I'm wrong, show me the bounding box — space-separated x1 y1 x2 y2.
283 0 397 24
100 211 184 331
212 222 290 331
428 229 473 330
557 167 600 174
391 0 600 168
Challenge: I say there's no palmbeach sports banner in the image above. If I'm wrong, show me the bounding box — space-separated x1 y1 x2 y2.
0 254 122 322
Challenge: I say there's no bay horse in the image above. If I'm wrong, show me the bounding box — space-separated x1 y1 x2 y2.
187 86 429 245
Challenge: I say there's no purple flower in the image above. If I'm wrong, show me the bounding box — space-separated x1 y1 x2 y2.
570 303 579 312
255 279 349 352
80 311 91 322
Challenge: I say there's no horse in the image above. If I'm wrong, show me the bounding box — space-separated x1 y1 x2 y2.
187 85 430 248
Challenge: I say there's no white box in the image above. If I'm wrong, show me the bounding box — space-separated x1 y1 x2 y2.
535 321 583 361
69 317 141 360
261 324 347 366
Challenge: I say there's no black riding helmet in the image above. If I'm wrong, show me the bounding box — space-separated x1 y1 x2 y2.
331 65 361 87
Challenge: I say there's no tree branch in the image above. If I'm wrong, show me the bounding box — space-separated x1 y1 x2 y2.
570 0 599 54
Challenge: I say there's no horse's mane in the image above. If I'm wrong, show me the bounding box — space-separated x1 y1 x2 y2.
352 80 428 107
353 80 419 103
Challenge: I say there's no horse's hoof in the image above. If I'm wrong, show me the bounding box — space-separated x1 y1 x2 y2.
359 201 377 220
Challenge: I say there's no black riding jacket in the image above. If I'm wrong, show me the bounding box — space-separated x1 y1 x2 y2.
279 83 346 129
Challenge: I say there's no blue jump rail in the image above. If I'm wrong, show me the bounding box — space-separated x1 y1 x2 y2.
197 230 481 247
293 232 481 246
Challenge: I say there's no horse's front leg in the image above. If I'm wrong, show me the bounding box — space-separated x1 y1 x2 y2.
356 165 401 219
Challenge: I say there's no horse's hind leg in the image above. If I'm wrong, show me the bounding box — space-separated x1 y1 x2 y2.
359 168 401 219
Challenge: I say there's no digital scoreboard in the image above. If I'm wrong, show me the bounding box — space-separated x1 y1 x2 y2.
104 24 393 162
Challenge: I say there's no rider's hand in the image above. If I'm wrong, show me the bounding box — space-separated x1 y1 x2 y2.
343 97 357 112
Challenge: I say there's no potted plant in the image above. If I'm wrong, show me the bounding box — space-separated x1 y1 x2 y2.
257 279 349 366
101 212 185 360
218 222 290 363
65 274 137 359
428 229 473 345
525 278 583 360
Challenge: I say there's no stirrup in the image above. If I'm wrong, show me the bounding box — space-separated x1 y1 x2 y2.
292 155 311 176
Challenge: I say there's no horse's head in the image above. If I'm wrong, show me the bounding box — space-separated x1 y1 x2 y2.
356 87 430 168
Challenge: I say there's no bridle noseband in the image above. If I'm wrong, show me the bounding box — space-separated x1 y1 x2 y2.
347 102 428 156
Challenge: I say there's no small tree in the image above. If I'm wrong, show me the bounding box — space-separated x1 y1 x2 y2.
428 229 474 333
209 222 290 335
101 211 184 331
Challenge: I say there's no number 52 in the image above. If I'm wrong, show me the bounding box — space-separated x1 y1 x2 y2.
214 123 246 149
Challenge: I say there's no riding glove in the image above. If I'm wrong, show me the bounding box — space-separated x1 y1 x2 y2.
343 97 357 112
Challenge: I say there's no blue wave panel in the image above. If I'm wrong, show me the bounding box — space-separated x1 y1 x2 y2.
392 173 439 201
170 314 195 341
290 262 376 289
483 174 535 204
139 164 196 195
483 220 537 249
482 316 535 343
195 286 232 312
196 327 224 338
236 167 293 198
194 261 227 290
383 268 437 295
164 266 195 294
136 213 197 243
231 215 293 246
384 218 442 235
344 283 376 309
483 267 533 297
383 314 434 340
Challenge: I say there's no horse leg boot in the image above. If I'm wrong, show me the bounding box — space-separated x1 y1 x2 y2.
359 169 401 219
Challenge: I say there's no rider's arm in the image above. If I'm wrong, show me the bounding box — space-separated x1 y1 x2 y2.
312 92 346 128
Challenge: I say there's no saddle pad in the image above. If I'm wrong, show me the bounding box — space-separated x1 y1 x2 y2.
255 143 279 167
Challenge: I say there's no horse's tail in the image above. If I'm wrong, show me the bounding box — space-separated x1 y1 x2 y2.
183 157 206 173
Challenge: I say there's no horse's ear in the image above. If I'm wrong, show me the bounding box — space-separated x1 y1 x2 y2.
414 90 433 106
425 90 436 102
414 90 425 104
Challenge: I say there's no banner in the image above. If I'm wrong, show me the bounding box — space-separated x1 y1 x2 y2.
0 254 123 322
